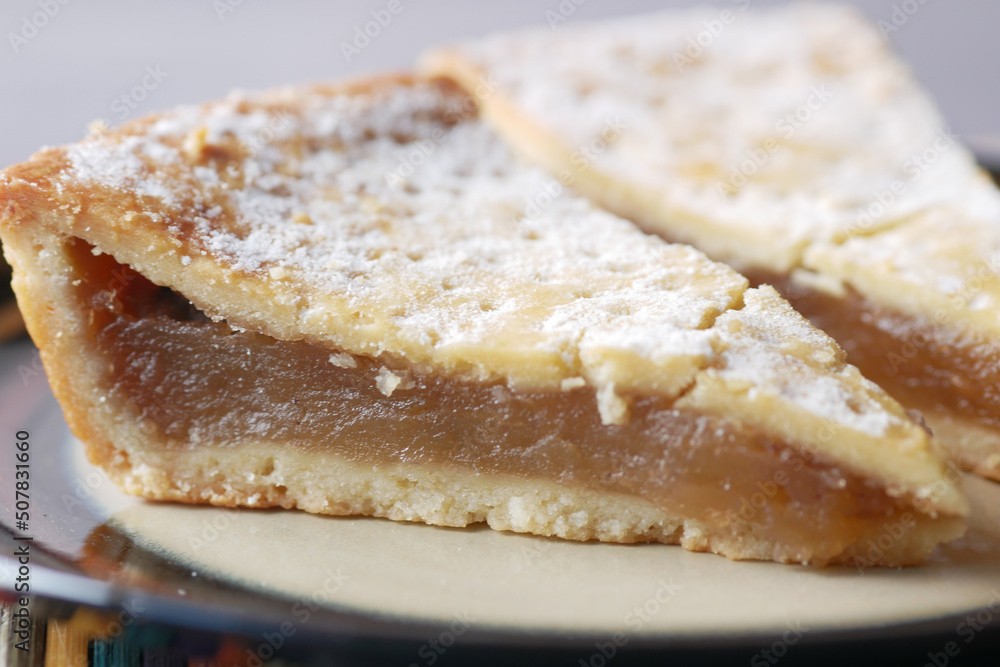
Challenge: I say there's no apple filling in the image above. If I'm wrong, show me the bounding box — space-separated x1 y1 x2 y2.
68 239 927 562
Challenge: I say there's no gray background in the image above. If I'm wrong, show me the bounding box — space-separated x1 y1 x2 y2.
1 0 999 168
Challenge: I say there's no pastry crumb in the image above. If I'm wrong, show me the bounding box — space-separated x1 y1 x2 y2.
596 383 629 425
376 366 403 397
184 126 208 159
328 352 358 369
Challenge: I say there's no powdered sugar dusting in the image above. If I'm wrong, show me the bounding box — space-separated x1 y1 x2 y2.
443 4 988 271
714 287 895 437
66 135 182 207
57 79 746 391
51 77 906 435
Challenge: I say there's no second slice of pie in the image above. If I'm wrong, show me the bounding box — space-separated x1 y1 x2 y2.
0 75 965 565
422 3 1000 481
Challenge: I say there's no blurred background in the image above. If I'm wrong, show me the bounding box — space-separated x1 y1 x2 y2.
2 0 1000 170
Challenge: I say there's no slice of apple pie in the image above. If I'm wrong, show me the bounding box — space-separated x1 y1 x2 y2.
0 75 966 565
422 3 1000 480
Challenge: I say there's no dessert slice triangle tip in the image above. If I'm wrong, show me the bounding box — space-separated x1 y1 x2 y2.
421 2 1000 481
0 74 965 566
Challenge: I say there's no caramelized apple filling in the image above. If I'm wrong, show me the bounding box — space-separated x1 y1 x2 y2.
69 240 917 559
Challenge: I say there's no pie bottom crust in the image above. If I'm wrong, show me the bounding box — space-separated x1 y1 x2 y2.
108 437 957 568
4 224 966 566
772 273 1000 482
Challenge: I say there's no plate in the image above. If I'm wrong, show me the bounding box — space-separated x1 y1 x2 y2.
3 338 1000 658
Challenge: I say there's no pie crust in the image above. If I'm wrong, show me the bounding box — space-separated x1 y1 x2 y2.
0 75 966 565
421 4 1000 480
